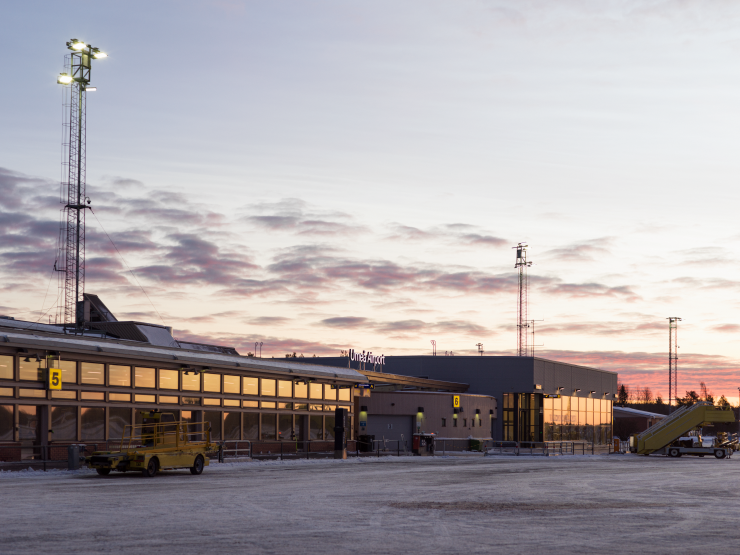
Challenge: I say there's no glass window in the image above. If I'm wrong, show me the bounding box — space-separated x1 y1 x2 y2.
243 400 258 408
278 402 293 410
309 404 323 411
81 407 105 440
261 413 277 440
80 362 104 385
442 418 447 427
278 380 292 398
224 412 240 440
203 373 221 393
135 394 156 403
52 390 75 399
159 369 178 390
295 403 308 410
309 383 322 399
109 393 130 402
243 377 259 395
204 410 221 440
109 407 131 442
324 405 336 412
0 356 12 379
261 401 276 409
19 389 45 398
182 397 201 406
279 414 293 440
223 399 240 407
0 387 13 396
182 372 200 391
294 381 307 398
109 365 131 387
203 398 221 406
325 415 335 440
57 360 77 384
338 388 350 402
18 405 38 440
19 358 43 381
135 367 155 388
51 406 77 441
324 385 337 401
223 375 240 394
80 392 104 400
310 415 322 439
159 396 178 404
261 379 276 397
243 413 259 439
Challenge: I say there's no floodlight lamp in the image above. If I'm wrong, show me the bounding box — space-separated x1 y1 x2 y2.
85 87 97 92
57 73 73 85
69 39 87 51
92 49 107 59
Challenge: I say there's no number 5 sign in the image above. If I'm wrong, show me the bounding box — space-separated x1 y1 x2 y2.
48 368 62 390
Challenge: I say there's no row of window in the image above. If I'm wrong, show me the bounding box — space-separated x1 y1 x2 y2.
0 387 350 411
0 356 351 401
0 405 350 443
440 416 490 428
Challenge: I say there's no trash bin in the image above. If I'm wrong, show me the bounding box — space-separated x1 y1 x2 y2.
470 439 482 452
68 445 81 470
358 434 375 452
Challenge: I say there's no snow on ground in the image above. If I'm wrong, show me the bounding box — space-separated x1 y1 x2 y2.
2 454 740 554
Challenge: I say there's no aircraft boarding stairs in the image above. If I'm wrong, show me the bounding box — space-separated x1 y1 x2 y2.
629 402 735 455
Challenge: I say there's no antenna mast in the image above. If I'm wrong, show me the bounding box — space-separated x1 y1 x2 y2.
514 243 532 356
668 317 681 411
56 39 107 333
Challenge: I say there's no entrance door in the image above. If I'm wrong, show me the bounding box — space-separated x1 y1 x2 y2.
18 405 40 459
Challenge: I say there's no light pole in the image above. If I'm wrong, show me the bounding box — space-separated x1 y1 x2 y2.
57 39 107 334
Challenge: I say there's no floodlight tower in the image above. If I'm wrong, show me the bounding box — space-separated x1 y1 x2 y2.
667 317 681 412
514 243 532 356
56 39 107 333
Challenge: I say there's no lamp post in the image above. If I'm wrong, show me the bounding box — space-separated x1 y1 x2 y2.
57 39 107 333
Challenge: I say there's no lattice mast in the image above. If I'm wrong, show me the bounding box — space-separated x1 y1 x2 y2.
668 317 681 411
514 243 532 356
56 39 107 333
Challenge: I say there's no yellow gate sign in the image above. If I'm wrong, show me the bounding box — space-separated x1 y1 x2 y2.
453 395 460 408
48 368 62 390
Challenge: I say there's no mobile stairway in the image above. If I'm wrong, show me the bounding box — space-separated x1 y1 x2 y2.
629 402 735 458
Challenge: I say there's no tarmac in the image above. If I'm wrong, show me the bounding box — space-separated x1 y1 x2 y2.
1 453 738 554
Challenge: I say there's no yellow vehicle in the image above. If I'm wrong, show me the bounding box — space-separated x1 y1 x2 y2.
87 410 217 477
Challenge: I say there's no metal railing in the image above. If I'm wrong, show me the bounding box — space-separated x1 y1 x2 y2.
119 420 212 451
485 441 613 456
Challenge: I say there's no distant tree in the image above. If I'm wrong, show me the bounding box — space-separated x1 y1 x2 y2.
246 352 254 357
717 395 731 408
639 387 653 404
676 390 700 407
655 395 664 406
617 384 629 406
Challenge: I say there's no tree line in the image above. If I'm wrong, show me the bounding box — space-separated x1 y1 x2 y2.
617 382 730 409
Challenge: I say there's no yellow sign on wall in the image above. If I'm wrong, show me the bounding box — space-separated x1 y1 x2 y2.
48 368 62 390
453 395 460 408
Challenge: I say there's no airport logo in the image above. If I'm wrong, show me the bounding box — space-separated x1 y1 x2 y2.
349 348 385 365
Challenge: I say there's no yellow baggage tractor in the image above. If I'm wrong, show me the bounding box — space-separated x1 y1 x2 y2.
87 410 218 477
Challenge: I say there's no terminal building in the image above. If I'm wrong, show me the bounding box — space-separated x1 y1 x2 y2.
302 354 618 444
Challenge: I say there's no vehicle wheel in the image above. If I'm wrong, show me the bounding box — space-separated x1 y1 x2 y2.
142 458 158 478
699 455 705 458
714 449 726 459
668 448 680 458
190 455 204 475
96 468 111 476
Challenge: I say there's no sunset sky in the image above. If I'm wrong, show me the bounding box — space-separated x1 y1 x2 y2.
3 1 740 402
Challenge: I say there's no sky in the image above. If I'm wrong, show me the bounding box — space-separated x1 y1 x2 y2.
2 0 740 402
